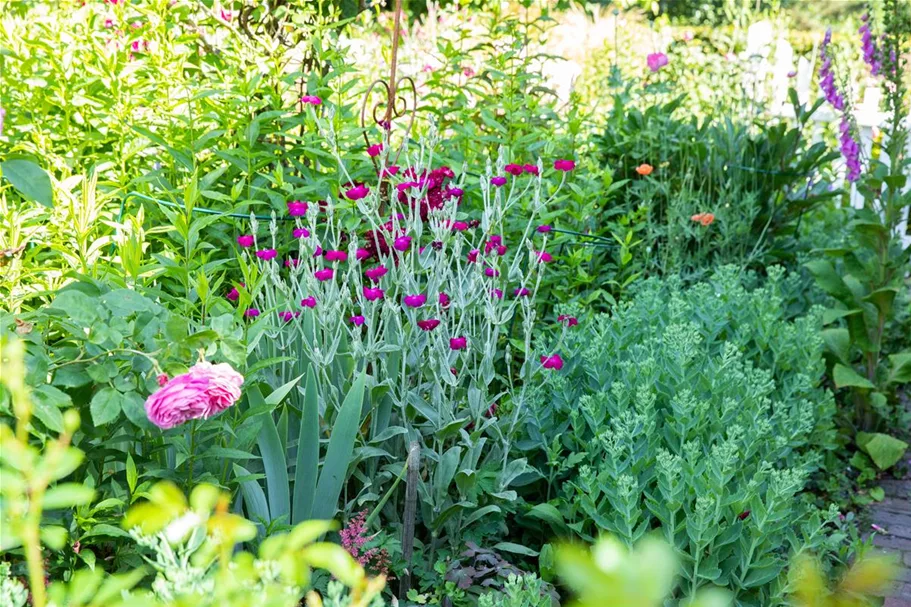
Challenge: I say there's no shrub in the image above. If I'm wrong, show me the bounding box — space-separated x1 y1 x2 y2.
521 267 847 603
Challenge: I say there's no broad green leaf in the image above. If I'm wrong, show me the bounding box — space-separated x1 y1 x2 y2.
43 483 96 509
90 388 123 426
234 464 270 528
1 158 54 208
311 373 366 521
494 542 539 557
821 328 850 364
857 432 908 470
265 373 304 406
888 352 911 384
527 503 567 532
833 364 874 390
126 453 138 494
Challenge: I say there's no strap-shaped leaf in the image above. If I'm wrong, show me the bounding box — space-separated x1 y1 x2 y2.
292 367 320 524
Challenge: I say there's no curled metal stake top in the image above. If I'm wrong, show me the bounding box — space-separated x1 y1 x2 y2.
361 0 417 170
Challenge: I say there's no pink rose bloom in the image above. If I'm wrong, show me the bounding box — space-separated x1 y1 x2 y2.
647 52 669 72
144 361 243 429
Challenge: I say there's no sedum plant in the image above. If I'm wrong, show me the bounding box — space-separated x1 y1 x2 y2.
523 267 849 604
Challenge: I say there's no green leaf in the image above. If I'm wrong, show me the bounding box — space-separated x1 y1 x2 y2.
234 464 270 528
122 391 155 431
869 486 885 501
857 432 908 470
293 367 320 524
251 385 290 525
311 372 366 521
888 352 911 384
494 542 539 557
805 260 851 303
31 385 69 433
265 373 304 406
1 158 54 208
527 503 567 532
821 328 850 363
126 453 138 494
90 388 123 426
43 483 95 509
833 364 874 390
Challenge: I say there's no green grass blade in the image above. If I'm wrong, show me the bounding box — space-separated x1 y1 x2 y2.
311 372 366 521
250 384 291 525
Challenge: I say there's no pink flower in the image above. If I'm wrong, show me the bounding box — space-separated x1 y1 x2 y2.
144 361 243 429
256 249 277 260
523 164 539 176
293 227 310 238
237 235 255 248
484 267 500 277
417 319 440 331
423 64 434 72
157 374 170 387
365 266 388 282
381 166 400 178
467 249 479 263
490 176 507 187
287 200 308 216
558 314 578 327
314 268 334 281
446 187 464 199
787 70 797 78
301 296 317 308
393 236 412 252
226 287 240 301
355 248 372 261
404 294 427 308
313 246 323 257
104 18 114 28
504 164 523 176
285 258 300 268
463 67 475 77
647 52 669 72
219 9 232 21
490 288 503 299
278 311 300 322
537 225 552 233
345 184 370 201
367 143 383 157
363 287 385 301
245 308 260 318
553 159 576 172
514 287 530 297
325 250 348 262
450 367 458 376
450 221 469 232
439 292 450 308
349 315 366 326
537 251 554 263
540 354 564 370
450 336 467 350
871 524 887 533
301 95 322 105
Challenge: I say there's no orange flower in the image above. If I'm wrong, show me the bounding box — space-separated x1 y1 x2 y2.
635 163 654 176
691 213 715 226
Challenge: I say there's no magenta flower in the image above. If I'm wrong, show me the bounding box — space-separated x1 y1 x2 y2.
484 267 500 277
504 164 523 176
313 246 323 257
314 268 334 281
393 236 412 252
293 227 310 238
219 9 232 21
144 361 243 429
245 308 260 318
558 314 578 327
278 311 300 322
301 296 317 308
439 292 451 308
523 164 539 176
417 319 440 331
451 220 469 231
301 95 322 105
349 315 366 326
646 52 669 72
325 250 348 262
490 288 503 299
553 159 576 172
537 225 552 233
367 143 383 157
285 258 300 268
403 294 427 308
345 184 370 201
363 286 385 301
287 200 308 216
355 248 372 261
467 249 479 263
365 266 388 282
537 251 554 263
381 166 400 178
237 235 255 247
157 373 170 387
226 287 240 301
514 287 530 297
256 249 277 261
540 354 564 370
450 336 467 350
446 187 464 199
104 18 114 28
490 176 507 187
